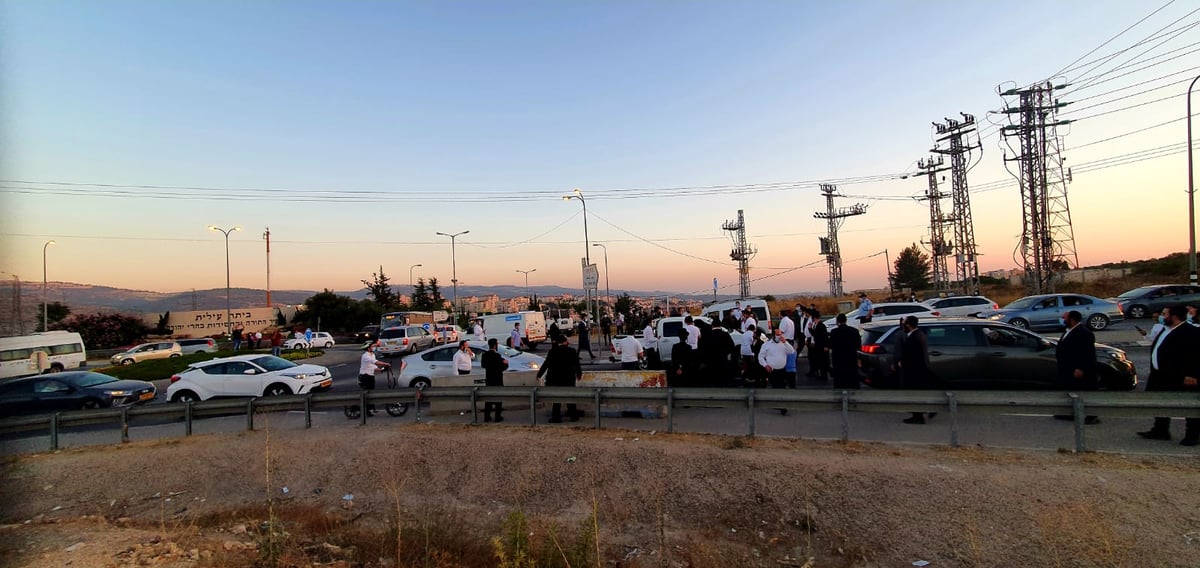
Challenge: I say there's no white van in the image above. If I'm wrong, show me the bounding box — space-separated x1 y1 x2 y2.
700 298 772 331
478 312 548 350
0 331 88 380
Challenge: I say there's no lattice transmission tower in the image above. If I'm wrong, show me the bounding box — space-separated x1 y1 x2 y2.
999 81 1078 295
915 156 954 292
722 209 756 298
813 184 867 297
933 113 982 295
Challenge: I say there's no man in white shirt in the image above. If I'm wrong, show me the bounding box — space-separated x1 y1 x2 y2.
778 310 796 347
742 309 757 334
758 328 796 414
615 334 645 370
855 293 874 323
510 323 525 350
473 319 485 341
452 340 474 375
358 342 391 414
643 321 655 342
683 316 701 349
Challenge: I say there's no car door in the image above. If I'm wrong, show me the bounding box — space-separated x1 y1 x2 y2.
1027 297 1062 329
922 324 985 389
221 361 262 396
979 326 1056 389
1061 295 1095 319
420 346 458 378
1145 287 1178 313
1181 286 1200 310
0 380 36 417
32 378 80 413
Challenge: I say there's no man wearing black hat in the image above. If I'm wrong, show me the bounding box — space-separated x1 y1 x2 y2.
537 334 582 422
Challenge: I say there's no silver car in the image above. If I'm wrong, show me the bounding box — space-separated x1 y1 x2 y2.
977 293 1123 331
395 341 543 390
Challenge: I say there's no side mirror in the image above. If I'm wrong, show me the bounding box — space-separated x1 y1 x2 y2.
243 369 257 375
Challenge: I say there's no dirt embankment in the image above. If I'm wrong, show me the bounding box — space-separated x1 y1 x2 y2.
2 424 1198 567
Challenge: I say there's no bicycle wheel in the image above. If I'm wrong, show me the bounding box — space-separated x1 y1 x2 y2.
344 405 362 419
385 402 409 417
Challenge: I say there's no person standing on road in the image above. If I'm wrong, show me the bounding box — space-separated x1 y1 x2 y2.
855 293 874 324
739 324 758 385
759 329 796 414
576 316 596 361
481 338 507 422
1137 304 1200 446
537 335 582 422
232 326 243 351
895 316 936 424
683 316 701 350
509 323 525 350
741 309 757 334
473 319 485 342
452 340 474 375
828 314 861 389
778 310 796 350
670 329 696 387
600 313 613 347
270 329 284 357
615 332 644 370
1054 310 1100 424
808 309 830 382
358 341 390 415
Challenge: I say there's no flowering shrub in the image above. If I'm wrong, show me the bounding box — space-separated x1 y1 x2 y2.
60 312 152 349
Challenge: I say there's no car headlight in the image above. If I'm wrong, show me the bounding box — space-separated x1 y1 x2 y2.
987 314 1004 321
105 390 133 397
285 374 308 381
1109 351 1127 362
528 363 539 370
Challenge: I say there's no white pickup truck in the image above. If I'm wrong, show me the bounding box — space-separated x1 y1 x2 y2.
612 316 746 369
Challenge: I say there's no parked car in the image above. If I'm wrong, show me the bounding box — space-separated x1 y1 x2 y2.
1109 284 1200 319
377 325 436 357
166 354 333 402
432 324 464 345
284 332 336 350
824 302 939 330
109 342 183 366
0 371 156 417
977 293 1123 331
395 340 543 390
921 296 999 318
354 325 380 343
177 338 217 355
856 319 1137 391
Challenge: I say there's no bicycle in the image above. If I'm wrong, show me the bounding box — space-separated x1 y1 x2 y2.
344 364 409 419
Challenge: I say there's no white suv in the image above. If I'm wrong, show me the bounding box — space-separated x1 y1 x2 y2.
166 354 332 402
922 296 998 318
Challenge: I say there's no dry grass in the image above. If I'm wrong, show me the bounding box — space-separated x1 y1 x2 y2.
1033 502 1134 568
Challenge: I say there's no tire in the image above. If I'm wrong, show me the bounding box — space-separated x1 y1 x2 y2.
80 399 103 410
409 345 418 355
1009 318 1029 329
344 405 362 419
169 353 181 358
171 390 200 404
1086 313 1109 331
264 383 292 397
385 402 409 417
323 341 333 348
411 378 431 391
120 358 135 366
1127 305 1147 319
46 364 64 374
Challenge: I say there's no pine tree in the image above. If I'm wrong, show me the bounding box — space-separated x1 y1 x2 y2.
891 243 932 291
361 266 399 309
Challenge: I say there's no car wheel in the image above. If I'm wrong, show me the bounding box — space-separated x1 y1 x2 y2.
46 364 64 374
324 341 333 348
1009 318 1029 329
80 399 104 410
264 384 293 396
409 345 418 354
1087 314 1109 331
1127 305 1147 319
169 353 181 358
171 390 200 403
411 378 431 391
120 358 135 366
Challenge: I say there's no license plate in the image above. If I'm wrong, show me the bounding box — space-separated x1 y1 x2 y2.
139 392 154 401
319 379 332 388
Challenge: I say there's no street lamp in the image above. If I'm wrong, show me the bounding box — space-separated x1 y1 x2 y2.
409 263 423 292
1187 74 1199 285
435 230 469 324
207 225 242 337
592 243 611 310
563 189 596 327
42 240 55 331
516 268 537 307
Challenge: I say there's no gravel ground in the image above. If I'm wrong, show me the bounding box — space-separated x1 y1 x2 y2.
2 423 1199 567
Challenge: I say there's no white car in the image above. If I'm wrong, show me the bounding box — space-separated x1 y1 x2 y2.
284 332 336 350
166 354 333 402
921 296 999 318
395 341 543 390
432 324 464 345
823 302 940 330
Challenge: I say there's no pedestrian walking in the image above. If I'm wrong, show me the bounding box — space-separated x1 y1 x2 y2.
576 316 596 361
1054 310 1100 424
895 316 936 424
537 335 582 422
453 340 474 375
1137 304 1200 446
358 341 390 416
828 313 860 389
509 323 525 350
231 326 244 351
759 328 796 414
481 338 507 422
270 329 284 357
615 333 644 370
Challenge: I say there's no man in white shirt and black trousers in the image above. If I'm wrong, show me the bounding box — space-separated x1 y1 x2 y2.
1138 304 1200 446
758 328 796 415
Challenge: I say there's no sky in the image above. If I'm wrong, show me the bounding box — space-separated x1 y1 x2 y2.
0 0 1195 298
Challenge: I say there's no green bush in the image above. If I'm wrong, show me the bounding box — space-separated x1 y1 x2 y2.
93 349 325 382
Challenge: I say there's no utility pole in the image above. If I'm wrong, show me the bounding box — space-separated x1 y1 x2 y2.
263 227 272 307
915 156 953 292
721 210 756 298
933 113 983 295
999 81 1078 295
813 184 867 297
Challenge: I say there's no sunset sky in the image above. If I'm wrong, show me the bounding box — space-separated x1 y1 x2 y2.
0 0 1194 297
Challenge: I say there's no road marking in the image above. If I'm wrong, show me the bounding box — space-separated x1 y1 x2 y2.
330 363 347 368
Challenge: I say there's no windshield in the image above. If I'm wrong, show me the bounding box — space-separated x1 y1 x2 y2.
72 372 119 387
250 356 297 372
1004 297 1039 310
1117 286 1158 299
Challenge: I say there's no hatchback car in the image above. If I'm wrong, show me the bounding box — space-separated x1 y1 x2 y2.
823 302 939 330
377 325 435 356
432 324 463 344
354 325 380 343
109 342 183 365
1109 284 1200 319
284 331 336 350
856 319 1137 391
0 371 156 417
921 296 999 318
177 338 217 354
395 341 543 390
166 354 333 402
976 293 1123 331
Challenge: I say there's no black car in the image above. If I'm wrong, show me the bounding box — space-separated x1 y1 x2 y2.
354 325 380 343
0 371 157 418
856 319 1137 391
1110 284 1200 319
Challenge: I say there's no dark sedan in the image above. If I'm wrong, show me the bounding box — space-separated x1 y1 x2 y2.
354 325 380 343
0 371 156 418
1109 284 1200 319
856 319 1137 391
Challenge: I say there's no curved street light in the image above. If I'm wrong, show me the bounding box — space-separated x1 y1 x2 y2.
1187 74 1199 285
563 189 596 328
435 231 469 324
208 225 242 336
42 240 55 331
516 268 537 307
409 263 423 292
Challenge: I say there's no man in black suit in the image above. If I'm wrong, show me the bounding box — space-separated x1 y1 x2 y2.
1138 304 1200 446
827 314 861 390
1054 310 1099 424
808 309 830 381
536 335 582 423
895 316 936 425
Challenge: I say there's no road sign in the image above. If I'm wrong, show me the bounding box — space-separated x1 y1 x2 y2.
422 323 431 330
433 310 449 322
582 260 599 290
713 278 718 290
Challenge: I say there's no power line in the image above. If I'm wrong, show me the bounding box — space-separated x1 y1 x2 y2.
1046 0 1178 80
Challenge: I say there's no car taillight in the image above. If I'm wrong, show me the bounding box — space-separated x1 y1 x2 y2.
992 303 999 309
861 344 884 354
931 311 940 317
403 338 409 345
169 375 181 383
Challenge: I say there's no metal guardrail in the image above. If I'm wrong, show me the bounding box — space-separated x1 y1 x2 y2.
2 387 1198 454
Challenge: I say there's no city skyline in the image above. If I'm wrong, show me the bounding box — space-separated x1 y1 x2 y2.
1 1 1194 296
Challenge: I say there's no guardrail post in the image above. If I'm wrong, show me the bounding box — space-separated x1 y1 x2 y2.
530 388 538 425
1071 394 1086 453
840 391 850 443
185 402 193 436
304 395 312 429
415 390 422 423
50 413 59 451
120 407 130 443
947 392 959 448
246 399 254 431
470 387 479 425
666 388 674 434
747 390 756 438
359 391 368 426
593 389 602 430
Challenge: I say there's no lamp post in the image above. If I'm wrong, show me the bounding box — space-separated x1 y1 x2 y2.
409 263 423 294
516 268 537 308
435 231 468 324
42 240 55 331
207 225 241 337
563 189 596 328
1187 74 1199 285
